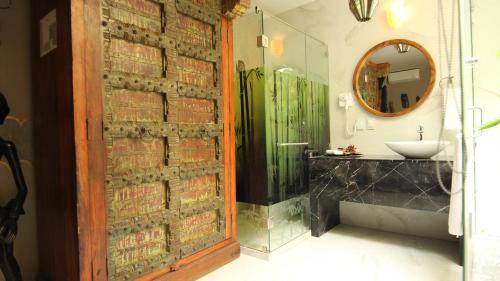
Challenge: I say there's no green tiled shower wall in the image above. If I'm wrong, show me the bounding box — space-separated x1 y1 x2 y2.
235 67 329 204
235 67 328 252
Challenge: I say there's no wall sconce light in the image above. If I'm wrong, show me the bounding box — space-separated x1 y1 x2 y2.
386 0 408 29
349 0 379 22
270 38 284 57
395 43 411 53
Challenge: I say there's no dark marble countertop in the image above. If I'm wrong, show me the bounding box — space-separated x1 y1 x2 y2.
310 154 454 162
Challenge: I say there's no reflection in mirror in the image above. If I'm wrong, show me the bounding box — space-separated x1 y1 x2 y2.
353 39 435 117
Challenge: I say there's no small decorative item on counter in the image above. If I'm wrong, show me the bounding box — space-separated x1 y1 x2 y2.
343 144 358 155
325 144 361 156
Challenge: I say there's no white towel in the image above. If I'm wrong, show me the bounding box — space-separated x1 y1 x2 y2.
443 87 463 236
448 133 463 236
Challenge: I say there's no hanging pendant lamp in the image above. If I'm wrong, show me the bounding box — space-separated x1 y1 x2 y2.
395 43 411 53
349 0 379 22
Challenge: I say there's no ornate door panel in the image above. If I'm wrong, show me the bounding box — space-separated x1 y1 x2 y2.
101 0 225 279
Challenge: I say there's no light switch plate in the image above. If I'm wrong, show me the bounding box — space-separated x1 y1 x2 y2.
40 9 57 57
355 119 365 131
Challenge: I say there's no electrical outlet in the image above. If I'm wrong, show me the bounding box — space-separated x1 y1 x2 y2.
366 118 376 130
338 93 353 108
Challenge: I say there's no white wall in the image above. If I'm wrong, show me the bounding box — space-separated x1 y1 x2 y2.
0 1 38 280
278 0 460 156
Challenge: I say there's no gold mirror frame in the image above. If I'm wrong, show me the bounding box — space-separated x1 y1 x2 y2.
352 39 436 117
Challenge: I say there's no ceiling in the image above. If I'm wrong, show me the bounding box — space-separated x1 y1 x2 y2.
249 0 318 15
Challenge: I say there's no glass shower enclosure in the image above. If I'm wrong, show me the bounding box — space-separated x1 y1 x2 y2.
233 10 330 253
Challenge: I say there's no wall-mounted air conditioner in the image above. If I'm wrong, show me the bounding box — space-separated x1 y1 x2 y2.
388 68 421 84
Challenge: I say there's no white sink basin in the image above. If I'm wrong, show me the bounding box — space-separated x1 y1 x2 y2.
385 140 450 159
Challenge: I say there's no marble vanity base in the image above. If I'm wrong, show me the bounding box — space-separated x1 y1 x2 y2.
310 155 453 237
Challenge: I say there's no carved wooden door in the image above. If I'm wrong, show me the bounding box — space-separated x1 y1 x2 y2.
101 0 227 279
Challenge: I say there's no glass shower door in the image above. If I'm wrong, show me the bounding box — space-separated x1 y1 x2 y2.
233 10 330 253
460 0 500 280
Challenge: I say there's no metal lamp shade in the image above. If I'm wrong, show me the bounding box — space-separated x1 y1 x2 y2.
349 0 379 22
395 43 411 53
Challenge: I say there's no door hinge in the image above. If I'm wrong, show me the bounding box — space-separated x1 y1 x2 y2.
229 211 234 236
86 118 90 140
85 119 105 140
465 57 479 68
465 57 479 64
468 106 483 138
257 35 269 48
266 217 273 230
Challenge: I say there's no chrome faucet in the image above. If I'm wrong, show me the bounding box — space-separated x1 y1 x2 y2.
417 125 424 141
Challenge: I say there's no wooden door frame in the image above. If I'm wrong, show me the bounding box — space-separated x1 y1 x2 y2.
71 0 107 279
71 1 238 279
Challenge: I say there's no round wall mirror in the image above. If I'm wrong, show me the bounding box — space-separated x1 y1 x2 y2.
353 39 436 117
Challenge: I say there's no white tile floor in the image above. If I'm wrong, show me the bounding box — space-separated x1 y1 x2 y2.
199 225 462 281
473 234 500 281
